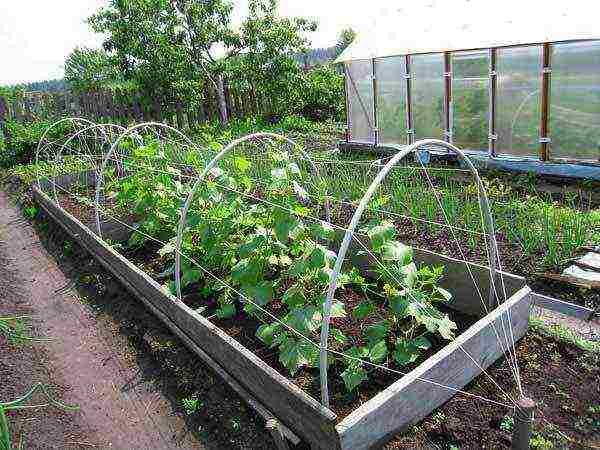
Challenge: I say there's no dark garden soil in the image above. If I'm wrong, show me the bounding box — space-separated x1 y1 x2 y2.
3 171 598 448
0 189 276 449
384 331 600 449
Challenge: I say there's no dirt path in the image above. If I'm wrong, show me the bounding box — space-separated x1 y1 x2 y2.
0 189 207 449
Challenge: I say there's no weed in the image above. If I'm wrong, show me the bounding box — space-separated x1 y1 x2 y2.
500 415 514 433
181 394 201 416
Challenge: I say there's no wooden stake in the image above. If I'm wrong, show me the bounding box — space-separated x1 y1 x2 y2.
444 52 453 143
266 418 290 450
344 64 351 142
512 397 535 450
372 58 379 146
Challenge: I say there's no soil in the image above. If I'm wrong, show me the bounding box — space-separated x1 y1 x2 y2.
114 227 479 420
0 189 277 449
3 170 599 448
384 331 600 450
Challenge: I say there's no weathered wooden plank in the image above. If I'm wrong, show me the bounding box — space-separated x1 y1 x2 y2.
530 292 593 320
337 286 532 450
576 252 600 271
347 234 525 317
563 265 600 283
32 186 340 450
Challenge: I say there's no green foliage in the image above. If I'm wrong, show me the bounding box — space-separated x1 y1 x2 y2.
180 394 202 415
0 316 49 345
0 120 74 168
335 28 356 58
64 47 124 92
296 65 344 121
1 383 79 450
105 137 454 393
86 0 317 117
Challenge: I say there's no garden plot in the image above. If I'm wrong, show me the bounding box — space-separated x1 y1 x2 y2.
33 120 533 450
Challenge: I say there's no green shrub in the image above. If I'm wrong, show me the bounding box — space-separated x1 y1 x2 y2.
0 120 74 168
298 65 344 122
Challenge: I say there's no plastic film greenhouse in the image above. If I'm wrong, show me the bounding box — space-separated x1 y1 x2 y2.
337 1 600 178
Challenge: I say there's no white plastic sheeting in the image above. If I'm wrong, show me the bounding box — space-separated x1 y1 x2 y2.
346 60 375 143
550 41 600 160
411 54 444 141
336 0 600 63
496 46 542 157
452 50 490 150
375 56 407 144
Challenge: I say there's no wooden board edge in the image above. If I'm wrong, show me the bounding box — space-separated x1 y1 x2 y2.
32 187 340 449
531 292 594 321
336 286 532 450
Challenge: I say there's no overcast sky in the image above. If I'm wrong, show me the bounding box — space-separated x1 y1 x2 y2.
0 0 378 85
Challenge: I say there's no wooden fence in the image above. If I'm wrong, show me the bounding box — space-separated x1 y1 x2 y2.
0 82 273 130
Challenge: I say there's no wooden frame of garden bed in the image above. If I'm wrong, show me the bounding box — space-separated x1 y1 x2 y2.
32 181 533 450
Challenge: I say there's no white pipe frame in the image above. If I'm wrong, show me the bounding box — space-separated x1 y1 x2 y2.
318 138 502 407
94 122 199 238
35 117 96 192
51 123 127 205
174 132 330 302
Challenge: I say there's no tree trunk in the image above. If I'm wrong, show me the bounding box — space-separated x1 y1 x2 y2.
215 74 228 124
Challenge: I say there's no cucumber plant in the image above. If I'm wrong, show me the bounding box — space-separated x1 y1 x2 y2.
109 140 457 393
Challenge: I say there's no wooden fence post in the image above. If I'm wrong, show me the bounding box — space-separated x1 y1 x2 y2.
511 397 535 450
0 96 7 130
266 419 290 450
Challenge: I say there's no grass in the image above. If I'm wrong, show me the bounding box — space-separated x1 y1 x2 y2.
529 317 600 354
5 126 600 281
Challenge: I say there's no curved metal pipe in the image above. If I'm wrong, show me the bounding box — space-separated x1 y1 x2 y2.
35 117 96 191
51 123 126 206
94 122 198 239
174 132 329 302
318 138 501 407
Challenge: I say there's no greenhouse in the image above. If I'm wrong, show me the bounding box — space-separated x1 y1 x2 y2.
337 1 600 175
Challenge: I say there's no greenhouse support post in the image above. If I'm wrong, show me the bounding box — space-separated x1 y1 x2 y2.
488 48 498 156
344 64 351 142
405 55 414 145
372 58 379 146
511 397 535 450
540 43 552 161
444 52 453 143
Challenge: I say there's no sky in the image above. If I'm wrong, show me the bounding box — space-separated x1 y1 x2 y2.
0 0 377 86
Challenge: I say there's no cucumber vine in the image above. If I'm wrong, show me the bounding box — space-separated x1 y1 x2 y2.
107 139 457 393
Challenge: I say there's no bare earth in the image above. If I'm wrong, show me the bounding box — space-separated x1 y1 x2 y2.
0 189 207 450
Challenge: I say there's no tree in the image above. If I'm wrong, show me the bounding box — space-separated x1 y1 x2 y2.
64 47 122 92
86 0 316 123
335 28 356 57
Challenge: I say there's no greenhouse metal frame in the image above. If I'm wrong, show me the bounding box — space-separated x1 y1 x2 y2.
337 2 600 176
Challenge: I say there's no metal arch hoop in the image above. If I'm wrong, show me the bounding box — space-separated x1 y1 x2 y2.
35 117 96 191
94 122 199 239
51 123 127 205
318 138 501 408
174 132 330 302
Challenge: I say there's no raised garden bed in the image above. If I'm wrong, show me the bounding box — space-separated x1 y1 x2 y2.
34 172 532 450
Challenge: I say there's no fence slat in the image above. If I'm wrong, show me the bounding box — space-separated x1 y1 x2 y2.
0 96 7 129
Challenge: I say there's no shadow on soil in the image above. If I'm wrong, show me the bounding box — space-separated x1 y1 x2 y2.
31 209 303 450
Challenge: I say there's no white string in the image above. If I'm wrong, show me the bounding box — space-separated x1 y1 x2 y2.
85 155 520 406
47 178 517 410
417 156 524 393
